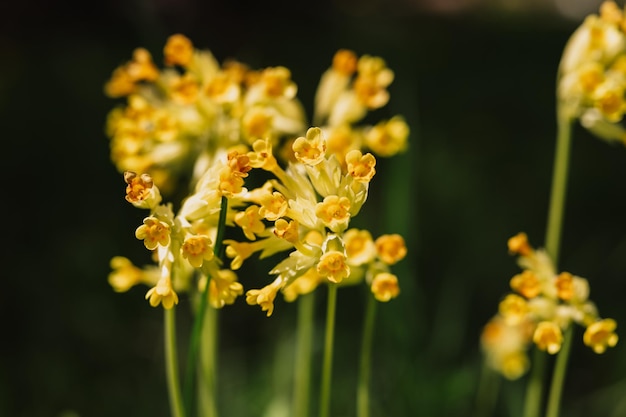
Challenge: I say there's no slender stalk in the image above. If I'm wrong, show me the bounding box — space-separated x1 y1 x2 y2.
319 283 338 417
544 107 572 263
198 304 218 417
522 346 547 417
184 196 228 416
165 307 186 417
474 358 500 417
293 291 315 417
357 292 377 417
545 325 574 417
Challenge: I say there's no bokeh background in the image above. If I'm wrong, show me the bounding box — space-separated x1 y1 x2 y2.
3 0 626 416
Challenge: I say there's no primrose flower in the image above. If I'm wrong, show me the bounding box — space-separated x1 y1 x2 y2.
370 272 400 302
481 233 618 379
135 216 171 250
146 277 179 309
558 1 626 144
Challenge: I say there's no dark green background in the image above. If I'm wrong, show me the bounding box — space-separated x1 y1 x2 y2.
3 0 626 416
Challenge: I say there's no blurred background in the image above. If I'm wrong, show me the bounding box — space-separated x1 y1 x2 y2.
3 0 626 416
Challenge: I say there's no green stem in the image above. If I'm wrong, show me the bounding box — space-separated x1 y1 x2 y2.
545 326 574 417
319 283 338 417
544 107 572 262
184 196 228 417
165 307 186 417
198 304 218 417
474 357 500 417
522 346 547 417
357 292 377 417
293 291 315 417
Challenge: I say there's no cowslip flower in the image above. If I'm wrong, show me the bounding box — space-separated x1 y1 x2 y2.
481 233 618 378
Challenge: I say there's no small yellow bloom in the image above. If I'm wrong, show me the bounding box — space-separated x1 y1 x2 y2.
343 228 376 266
124 171 162 209
345 150 376 183
163 33 194 67
555 271 575 301
315 195 351 233
135 216 170 250
375 234 407 265
108 256 152 292
371 272 400 302
205 270 244 308
258 191 288 221
248 139 279 171
584 318 619 353
246 278 282 317
510 270 542 299
181 235 214 268
499 294 529 325
293 127 327 166
364 116 409 157
282 267 322 302
533 321 563 354
169 73 199 104
261 66 296 99
317 250 350 283
332 49 357 76
507 232 532 256
274 218 299 244
145 278 179 309
235 205 266 241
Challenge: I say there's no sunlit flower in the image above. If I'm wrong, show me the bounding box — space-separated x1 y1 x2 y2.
135 216 171 250
246 278 282 317
163 33 194 67
370 272 400 302
375 234 407 265
584 318 619 353
317 250 350 284
146 278 179 309
181 235 214 268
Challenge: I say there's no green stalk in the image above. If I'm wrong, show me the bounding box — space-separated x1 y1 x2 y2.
184 196 228 417
522 346 547 417
319 283 338 417
198 304 218 417
474 358 500 417
545 325 574 417
293 291 315 417
165 307 186 417
357 292 377 417
521 104 572 417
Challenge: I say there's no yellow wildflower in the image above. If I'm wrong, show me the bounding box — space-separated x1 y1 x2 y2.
364 116 409 157
108 256 158 292
234 205 266 241
533 321 563 354
507 232 532 256
370 272 400 302
315 195 351 233
293 127 327 166
181 235 214 268
124 171 162 209
246 278 282 317
375 234 407 265
510 270 541 299
584 318 619 353
499 294 529 325
343 228 376 266
163 33 194 67
317 250 350 284
345 150 376 183
145 278 179 309
135 216 170 250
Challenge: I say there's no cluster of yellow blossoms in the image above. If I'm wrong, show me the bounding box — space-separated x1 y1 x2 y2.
559 0 626 143
105 34 408 313
480 233 618 380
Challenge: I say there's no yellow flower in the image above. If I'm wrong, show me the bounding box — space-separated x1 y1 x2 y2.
507 232 532 256
108 256 158 292
364 116 409 157
273 218 299 244
124 171 162 209
145 278 179 309
315 195 351 233
533 321 563 354
345 150 376 183
246 278 282 317
499 294 529 325
584 318 619 353
258 191 288 221
204 270 244 309
510 270 542 299
343 228 376 266
163 33 194 67
317 250 350 284
375 234 407 265
181 235 214 268
555 272 575 301
234 205 267 241
370 272 400 302
135 216 170 250
293 127 327 166
282 267 322 302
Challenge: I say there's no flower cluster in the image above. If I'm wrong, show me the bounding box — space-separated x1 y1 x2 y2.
559 0 626 143
221 127 406 316
105 34 409 312
104 34 409 195
480 232 618 380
